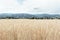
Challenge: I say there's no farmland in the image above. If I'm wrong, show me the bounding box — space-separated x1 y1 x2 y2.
0 19 60 40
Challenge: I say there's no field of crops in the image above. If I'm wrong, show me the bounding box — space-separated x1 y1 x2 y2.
0 19 60 40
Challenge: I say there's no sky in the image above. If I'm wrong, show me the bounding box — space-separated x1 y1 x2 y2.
0 0 60 14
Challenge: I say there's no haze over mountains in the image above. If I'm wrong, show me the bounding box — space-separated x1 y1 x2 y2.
0 13 60 19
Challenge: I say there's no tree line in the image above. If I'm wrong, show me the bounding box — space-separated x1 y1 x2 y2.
0 16 60 19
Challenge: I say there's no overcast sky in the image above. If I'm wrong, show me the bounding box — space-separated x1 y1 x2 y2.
0 0 60 14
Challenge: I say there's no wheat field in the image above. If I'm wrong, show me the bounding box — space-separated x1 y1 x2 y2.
0 19 60 40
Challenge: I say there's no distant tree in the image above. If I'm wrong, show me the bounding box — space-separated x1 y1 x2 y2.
31 17 35 19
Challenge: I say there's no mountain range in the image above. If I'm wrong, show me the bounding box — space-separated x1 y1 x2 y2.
0 13 60 19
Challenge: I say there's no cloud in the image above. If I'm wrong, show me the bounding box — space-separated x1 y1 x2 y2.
0 0 60 14
17 0 26 5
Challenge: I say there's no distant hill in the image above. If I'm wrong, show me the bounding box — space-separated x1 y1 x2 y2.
0 13 34 19
0 13 60 19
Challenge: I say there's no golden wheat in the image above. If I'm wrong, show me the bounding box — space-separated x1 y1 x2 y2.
0 19 60 40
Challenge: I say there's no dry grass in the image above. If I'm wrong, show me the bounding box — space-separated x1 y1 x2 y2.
0 19 60 40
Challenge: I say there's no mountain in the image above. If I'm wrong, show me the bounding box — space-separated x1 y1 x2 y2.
0 13 60 19
11 14 34 19
33 14 60 19
0 13 34 19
